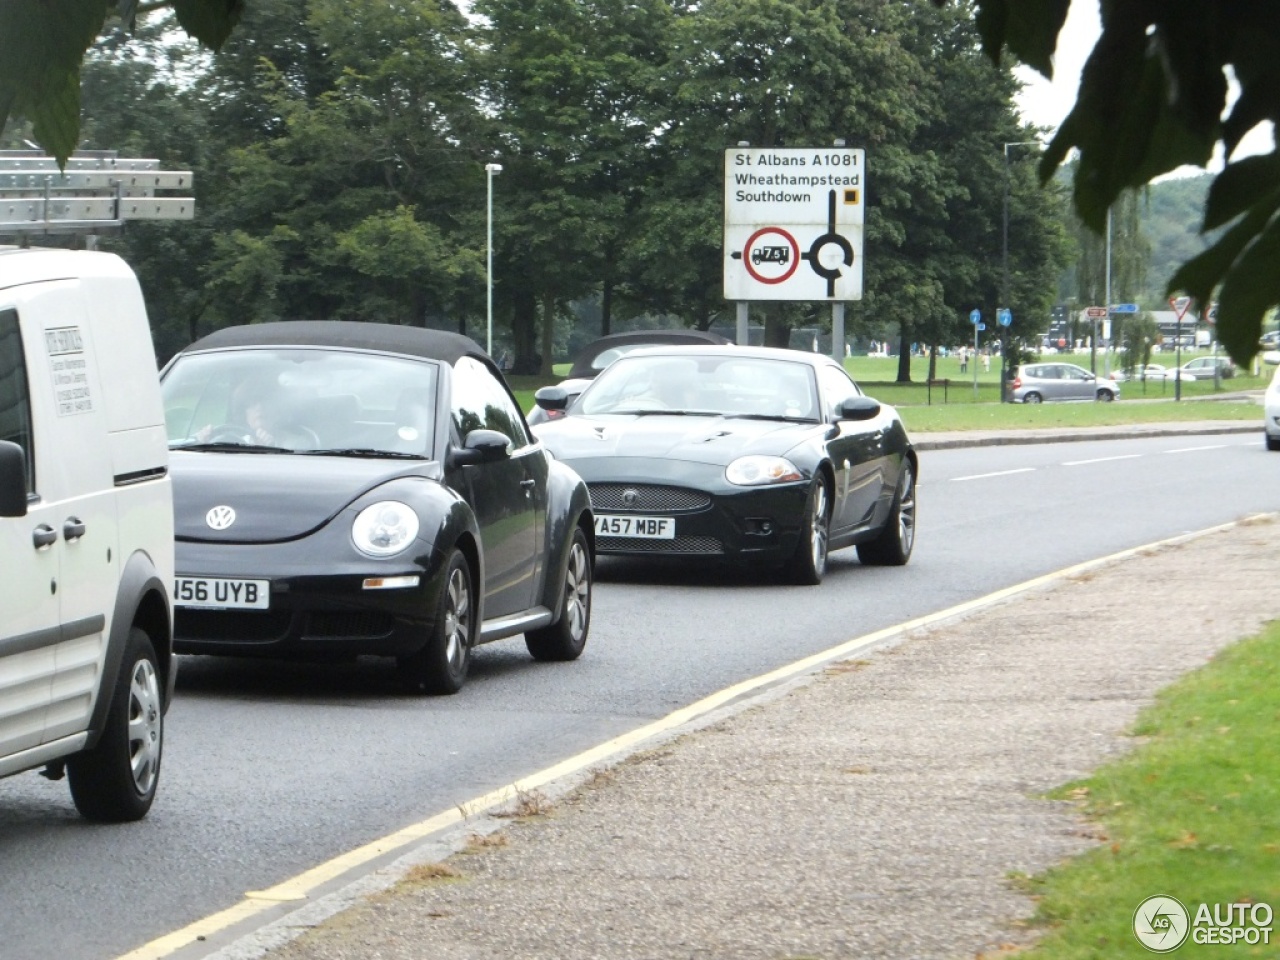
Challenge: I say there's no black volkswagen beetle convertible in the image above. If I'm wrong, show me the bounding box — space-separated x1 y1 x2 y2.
531 345 916 585
161 322 594 694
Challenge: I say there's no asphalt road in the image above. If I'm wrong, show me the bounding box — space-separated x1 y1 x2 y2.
0 432 1275 960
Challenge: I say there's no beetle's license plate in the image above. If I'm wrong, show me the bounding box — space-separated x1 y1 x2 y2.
594 514 675 539
174 577 270 609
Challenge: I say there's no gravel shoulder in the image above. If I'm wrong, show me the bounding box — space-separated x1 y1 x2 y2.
229 516 1280 960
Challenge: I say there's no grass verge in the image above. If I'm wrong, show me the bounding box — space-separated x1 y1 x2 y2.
898 400 1260 433
1015 621 1280 958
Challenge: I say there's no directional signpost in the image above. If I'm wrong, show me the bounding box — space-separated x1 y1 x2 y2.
724 146 865 358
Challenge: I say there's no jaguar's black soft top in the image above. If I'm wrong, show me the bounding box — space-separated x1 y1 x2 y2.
179 321 488 366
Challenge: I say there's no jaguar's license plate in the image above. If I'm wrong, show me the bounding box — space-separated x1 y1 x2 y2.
175 577 271 610
594 514 675 539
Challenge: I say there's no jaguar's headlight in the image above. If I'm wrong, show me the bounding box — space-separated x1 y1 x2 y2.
725 456 803 486
352 501 420 557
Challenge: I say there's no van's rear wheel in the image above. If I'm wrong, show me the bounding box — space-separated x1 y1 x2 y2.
67 627 163 822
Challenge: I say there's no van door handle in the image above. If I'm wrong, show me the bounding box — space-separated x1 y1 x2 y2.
63 517 86 541
33 524 57 548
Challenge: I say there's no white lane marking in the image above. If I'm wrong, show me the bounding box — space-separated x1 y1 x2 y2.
1165 444 1230 454
118 512 1277 960
1063 454 1142 466
949 467 1036 482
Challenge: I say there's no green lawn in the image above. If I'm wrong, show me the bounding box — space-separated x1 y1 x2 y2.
510 353 1266 432
898 400 1260 433
1014 621 1280 958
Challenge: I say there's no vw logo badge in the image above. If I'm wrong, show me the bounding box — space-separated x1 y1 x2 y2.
621 488 639 508
206 505 236 530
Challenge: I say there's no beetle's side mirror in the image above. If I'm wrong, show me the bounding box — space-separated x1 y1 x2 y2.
451 428 512 466
0 440 29 518
837 396 881 422
534 386 569 411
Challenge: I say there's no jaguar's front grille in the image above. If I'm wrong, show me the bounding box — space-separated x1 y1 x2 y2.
598 535 723 555
589 483 711 512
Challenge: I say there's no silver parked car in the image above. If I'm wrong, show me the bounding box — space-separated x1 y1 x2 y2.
1179 356 1236 380
1011 362 1119 403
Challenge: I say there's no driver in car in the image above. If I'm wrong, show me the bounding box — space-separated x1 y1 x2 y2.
196 378 293 446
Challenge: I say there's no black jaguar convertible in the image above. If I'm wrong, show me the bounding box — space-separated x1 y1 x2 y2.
161 322 594 694
531 345 916 585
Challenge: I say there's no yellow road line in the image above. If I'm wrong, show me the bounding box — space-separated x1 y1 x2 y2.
118 514 1266 960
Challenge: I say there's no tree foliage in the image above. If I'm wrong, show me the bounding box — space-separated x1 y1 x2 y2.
2 0 1071 378
942 0 1280 363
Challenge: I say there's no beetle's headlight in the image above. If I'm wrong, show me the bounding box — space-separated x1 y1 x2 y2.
725 456 803 486
352 501 420 557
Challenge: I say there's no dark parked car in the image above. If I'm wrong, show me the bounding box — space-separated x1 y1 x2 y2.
526 329 731 425
531 346 917 585
161 322 594 694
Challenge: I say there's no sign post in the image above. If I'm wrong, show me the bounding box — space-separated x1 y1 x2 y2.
724 146 865 361
997 308 1012 402
969 309 981 399
1085 306 1107 373
1205 300 1220 389
1169 295 1193 401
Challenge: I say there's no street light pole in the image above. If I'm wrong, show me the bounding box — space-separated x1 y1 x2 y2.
1001 140 1039 401
484 162 503 356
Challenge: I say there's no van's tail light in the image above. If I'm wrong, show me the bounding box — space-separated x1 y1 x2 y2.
1011 376 1022 389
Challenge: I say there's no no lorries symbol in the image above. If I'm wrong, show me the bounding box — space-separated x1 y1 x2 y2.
741 227 799 284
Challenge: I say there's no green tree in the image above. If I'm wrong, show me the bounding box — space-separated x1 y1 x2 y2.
471 0 673 372
191 0 484 331
939 0 1280 363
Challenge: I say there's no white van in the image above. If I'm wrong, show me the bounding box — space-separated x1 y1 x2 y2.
0 248 174 821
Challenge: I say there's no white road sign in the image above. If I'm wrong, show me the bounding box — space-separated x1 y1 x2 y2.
723 147 865 301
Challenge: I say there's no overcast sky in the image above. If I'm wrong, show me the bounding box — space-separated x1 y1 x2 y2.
1011 2 1273 170
1012 1 1100 132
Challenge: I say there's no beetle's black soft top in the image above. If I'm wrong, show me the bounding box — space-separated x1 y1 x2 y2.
180 321 489 366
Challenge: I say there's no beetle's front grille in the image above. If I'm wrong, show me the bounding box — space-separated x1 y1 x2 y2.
304 611 395 640
176 609 293 643
589 483 711 512
598 535 723 555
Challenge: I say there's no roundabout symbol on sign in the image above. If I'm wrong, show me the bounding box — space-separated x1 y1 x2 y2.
801 190 854 297
740 226 800 285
